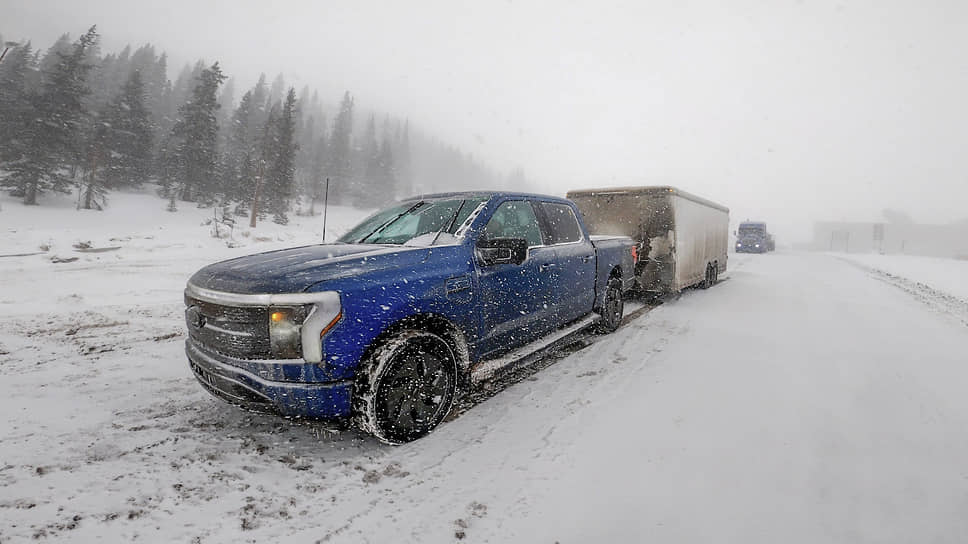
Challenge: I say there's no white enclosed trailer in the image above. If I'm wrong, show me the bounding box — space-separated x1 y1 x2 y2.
566 186 729 295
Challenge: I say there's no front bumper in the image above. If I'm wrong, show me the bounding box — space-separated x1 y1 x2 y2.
186 340 353 418
735 245 766 253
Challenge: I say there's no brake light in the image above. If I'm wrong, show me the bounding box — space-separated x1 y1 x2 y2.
631 245 638 263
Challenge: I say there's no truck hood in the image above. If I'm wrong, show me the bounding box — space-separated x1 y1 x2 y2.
188 243 430 294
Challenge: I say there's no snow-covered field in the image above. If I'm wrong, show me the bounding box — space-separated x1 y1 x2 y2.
3 196 968 543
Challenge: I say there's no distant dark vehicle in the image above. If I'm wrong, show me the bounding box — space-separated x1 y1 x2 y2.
735 221 774 253
566 186 729 297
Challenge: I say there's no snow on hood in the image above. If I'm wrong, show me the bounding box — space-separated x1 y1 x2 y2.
188 243 429 294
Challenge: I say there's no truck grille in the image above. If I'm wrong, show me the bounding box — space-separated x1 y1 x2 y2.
185 296 271 359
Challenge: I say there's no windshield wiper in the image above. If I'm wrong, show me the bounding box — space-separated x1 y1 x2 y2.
358 201 424 244
429 200 467 247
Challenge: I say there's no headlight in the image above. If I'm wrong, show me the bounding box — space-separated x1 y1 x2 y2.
737 243 742 247
755 244 760 248
269 306 309 359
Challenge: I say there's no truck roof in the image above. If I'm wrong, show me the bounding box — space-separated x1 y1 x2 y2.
403 190 573 205
565 185 729 213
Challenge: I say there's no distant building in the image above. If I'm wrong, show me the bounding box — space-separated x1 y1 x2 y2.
812 220 968 258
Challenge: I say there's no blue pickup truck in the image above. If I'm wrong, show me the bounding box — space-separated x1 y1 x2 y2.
184 191 635 443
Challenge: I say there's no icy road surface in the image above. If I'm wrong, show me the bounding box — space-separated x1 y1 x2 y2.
2 251 968 542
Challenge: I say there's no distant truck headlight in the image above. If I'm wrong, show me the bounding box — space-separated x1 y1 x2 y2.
737 243 742 247
755 244 760 248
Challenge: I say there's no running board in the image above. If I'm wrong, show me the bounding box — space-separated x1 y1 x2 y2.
468 300 651 385
469 313 600 384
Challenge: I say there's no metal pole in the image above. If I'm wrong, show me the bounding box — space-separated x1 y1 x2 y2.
322 177 330 242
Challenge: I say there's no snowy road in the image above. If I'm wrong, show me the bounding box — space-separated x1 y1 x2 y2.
2 251 968 542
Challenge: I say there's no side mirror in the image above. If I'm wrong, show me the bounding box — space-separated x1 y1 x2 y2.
477 238 528 266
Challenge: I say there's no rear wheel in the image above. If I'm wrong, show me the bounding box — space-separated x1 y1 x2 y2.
355 330 458 444
596 278 624 333
701 264 713 289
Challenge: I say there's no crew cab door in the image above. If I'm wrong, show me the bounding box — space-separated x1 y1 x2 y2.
475 200 559 353
535 201 597 323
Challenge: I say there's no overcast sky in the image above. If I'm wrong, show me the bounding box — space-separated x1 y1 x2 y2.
6 0 968 241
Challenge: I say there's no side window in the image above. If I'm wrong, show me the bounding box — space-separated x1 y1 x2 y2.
537 202 583 244
481 201 543 247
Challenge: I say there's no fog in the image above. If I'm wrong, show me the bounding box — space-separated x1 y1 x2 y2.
7 0 968 242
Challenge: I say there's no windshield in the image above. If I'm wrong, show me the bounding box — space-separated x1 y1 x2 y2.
337 197 487 245
739 225 766 235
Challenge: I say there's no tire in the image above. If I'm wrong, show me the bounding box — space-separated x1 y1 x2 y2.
701 264 713 289
596 278 624 334
711 263 719 285
354 330 458 444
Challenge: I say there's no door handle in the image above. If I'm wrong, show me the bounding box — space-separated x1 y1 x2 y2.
581 255 593 263
540 263 556 271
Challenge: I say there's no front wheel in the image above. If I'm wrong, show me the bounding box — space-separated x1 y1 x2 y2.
355 330 458 444
596 279 624 334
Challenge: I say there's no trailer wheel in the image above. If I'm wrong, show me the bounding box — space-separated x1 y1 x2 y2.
701 264 713 289
711 263 719 285
354 330 458 444
596 278 624 333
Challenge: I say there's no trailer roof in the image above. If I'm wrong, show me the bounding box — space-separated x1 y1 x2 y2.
566 185 729 213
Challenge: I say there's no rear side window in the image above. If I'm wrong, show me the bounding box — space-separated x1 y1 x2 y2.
481 201 544 247
536 202 583 244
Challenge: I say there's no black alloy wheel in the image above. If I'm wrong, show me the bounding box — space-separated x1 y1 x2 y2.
358 331 457 444
596 279 624 334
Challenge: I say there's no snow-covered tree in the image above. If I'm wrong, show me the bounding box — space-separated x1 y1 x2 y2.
1 27 98 205
0 42 36 169
165 62 226 203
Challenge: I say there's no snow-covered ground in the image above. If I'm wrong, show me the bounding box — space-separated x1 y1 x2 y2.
841 253 968 303
3 198 968 542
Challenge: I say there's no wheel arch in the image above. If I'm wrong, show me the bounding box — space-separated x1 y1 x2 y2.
357 312 472 389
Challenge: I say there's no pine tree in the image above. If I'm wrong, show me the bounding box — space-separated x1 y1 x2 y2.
36 34 73 85
249 104 277 225
216 76 235 152
268 73 285 108
0 42 35 169
307 122 328 215
327 91 354 205
252 88 298 225
395 119 412 196
377 130 396 202
358 114 382 206
103 70 153 187
222 89 255 211
246 74 268 146
167 62 226 203
2 27 98 205
78 56 153 210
